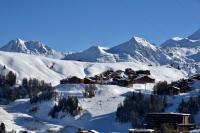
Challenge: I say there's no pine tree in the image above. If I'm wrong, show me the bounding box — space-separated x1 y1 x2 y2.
0 122 6 133
6 71 16 86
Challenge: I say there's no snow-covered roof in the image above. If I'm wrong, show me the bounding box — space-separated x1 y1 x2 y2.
89 130 100 133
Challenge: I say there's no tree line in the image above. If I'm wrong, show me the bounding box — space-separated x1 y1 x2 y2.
0 71 55 104
178 96 200 122
116 92 167 127
49 96 82 118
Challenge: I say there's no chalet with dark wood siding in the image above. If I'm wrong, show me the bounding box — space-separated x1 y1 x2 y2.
136 70 150 75
59 68 155 87
84 78 95 84
125 68 136 75
115 79 133 87
145 113 195 132
133 75 155 84
60 76 84 84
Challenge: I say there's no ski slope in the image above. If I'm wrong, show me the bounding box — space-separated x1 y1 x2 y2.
0 51 186 85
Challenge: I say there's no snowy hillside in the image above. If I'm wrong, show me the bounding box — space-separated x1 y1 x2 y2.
0 38 65 59
0 51 186 85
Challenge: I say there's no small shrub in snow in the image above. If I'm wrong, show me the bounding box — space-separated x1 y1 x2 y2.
29 106 38 113
84 84 97 98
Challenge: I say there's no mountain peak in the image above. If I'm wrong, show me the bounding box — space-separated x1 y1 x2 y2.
65 44 116 62
8 38 26 46
188 28 200 40
161 37 200 48
0 38 64 59
15 38 25 43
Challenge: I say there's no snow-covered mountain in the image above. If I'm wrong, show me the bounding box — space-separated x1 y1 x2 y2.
1 28 200 75
188 52 200 62
160 29 200 75
0 38 65 59
65 37 171 65
162 29 200 56
63 30 200 75
161 29 200 58
161 37 200 48
107 36 171 65
65 46 117 62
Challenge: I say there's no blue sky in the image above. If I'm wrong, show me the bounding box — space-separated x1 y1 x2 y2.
0 0 200 52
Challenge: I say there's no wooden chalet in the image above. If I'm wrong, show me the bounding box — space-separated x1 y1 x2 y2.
102 70 114 78
145 112 195 131
111 70 124 78
60 76 84 84
129 129 155 133
84 78 95 84
136 70 150 75
59 69 156 88
114 78 133 87
125 68 136 75
133 75 155 84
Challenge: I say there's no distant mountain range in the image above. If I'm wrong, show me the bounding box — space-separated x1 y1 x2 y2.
1 28 200 71
65 36 171 65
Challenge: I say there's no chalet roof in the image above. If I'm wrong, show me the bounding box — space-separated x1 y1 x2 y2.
134 75 154 80
147 112 191 116
68 76 82 79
